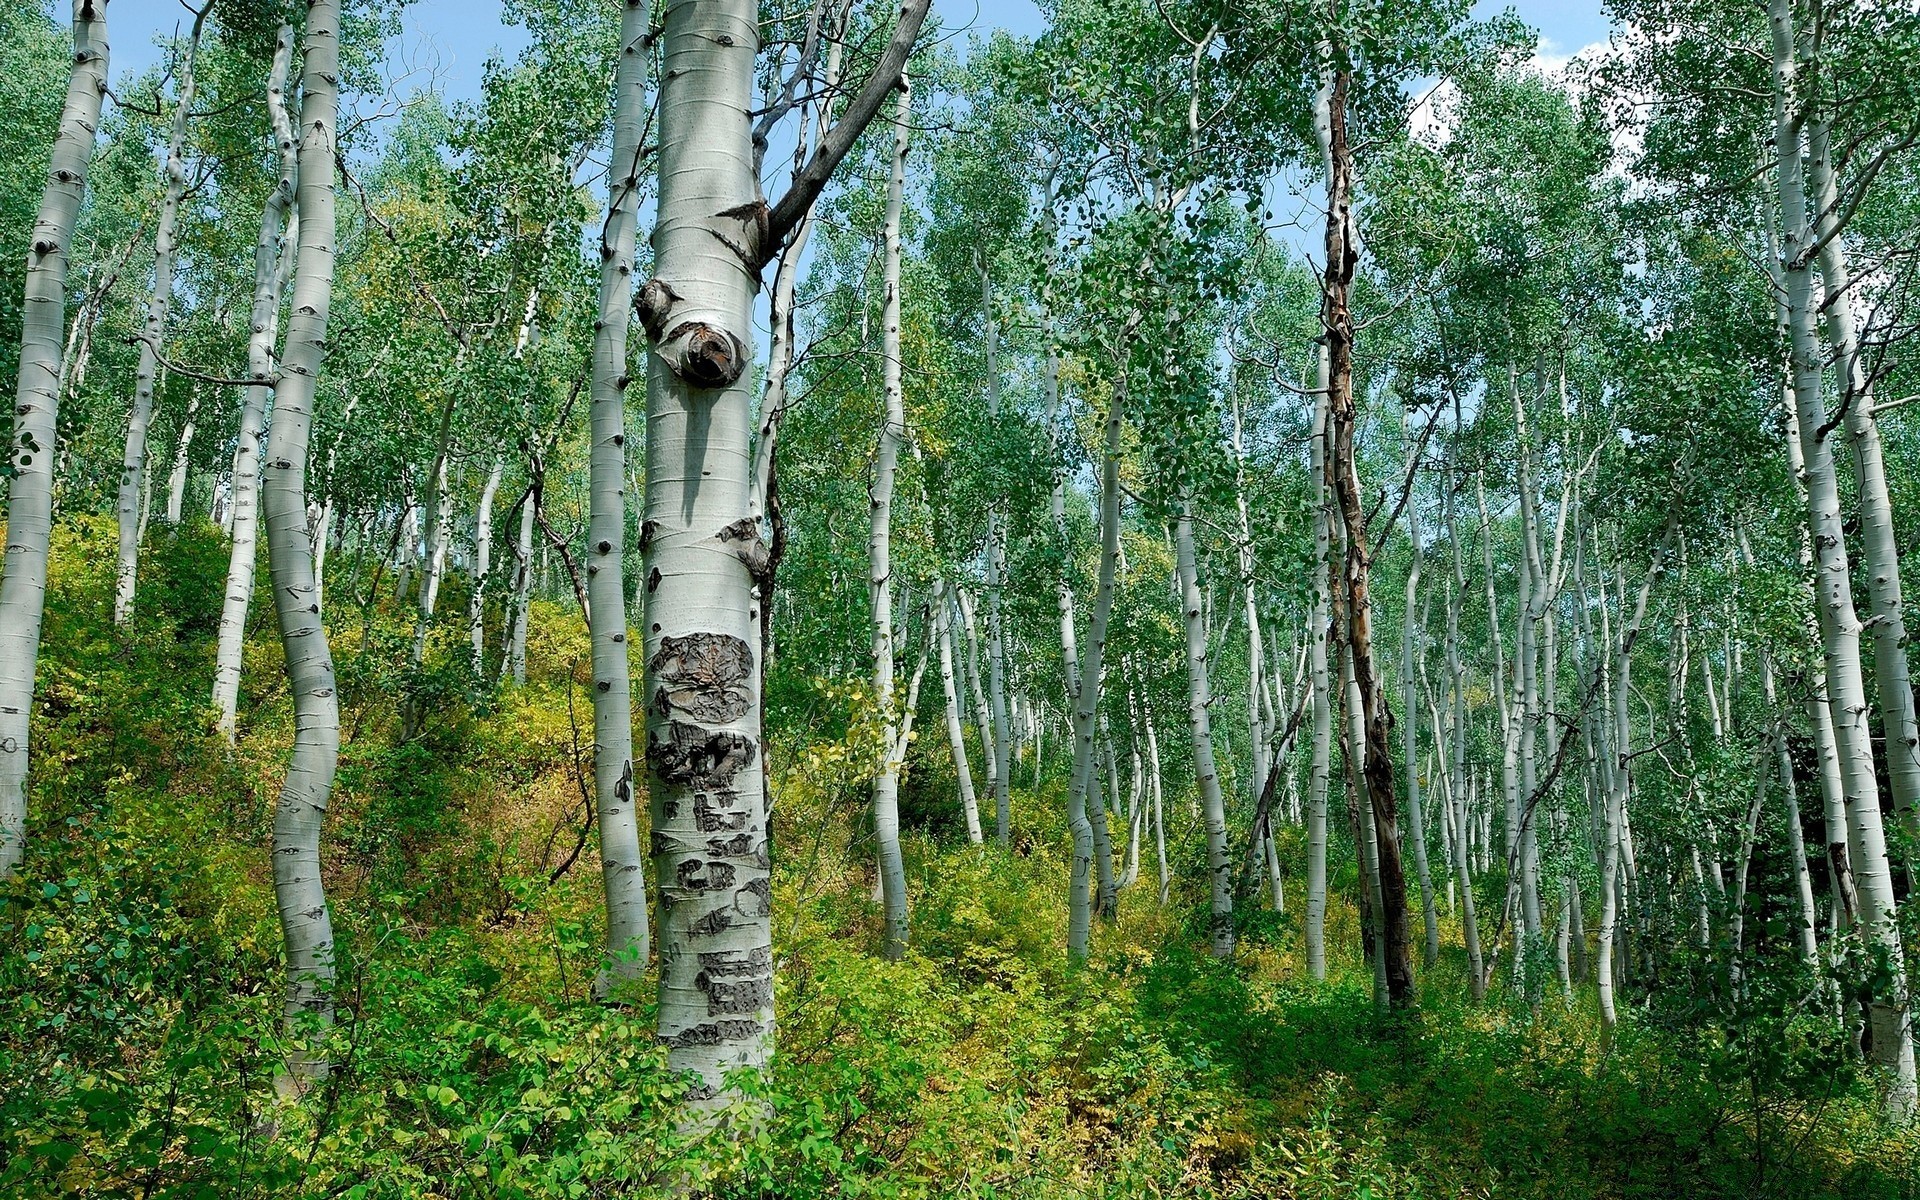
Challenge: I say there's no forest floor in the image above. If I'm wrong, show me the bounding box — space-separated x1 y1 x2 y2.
1 520 1915 1198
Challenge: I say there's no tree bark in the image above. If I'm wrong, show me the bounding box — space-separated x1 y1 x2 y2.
1771 0 1915 1113
209 31 294 734
586 0 652 998
1807 120 1920 844
162 385 198 525
1177 506 1234 957
115 3 207 627
468 457 504 674
0 0 109 881
935 580 982 843
1064 334 1131 960
1305 351 1333 980
265 0 344 1087
1321 62 1412 1008
867 78 912 960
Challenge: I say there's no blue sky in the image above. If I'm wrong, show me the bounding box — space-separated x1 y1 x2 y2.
106 0 1613 106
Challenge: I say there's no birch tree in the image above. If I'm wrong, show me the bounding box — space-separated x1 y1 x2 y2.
0 0 109 882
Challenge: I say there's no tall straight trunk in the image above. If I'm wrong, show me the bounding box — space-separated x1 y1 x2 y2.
309 388 349 613
749 8 842 660
1177 506 1234 957
265 0 343 1085
934 581 982 843
163 385 198 524
115 4 207 628
210 36 294 738
408 416 456 668
1598 524 1671 1040
639 0 926 1097
1444 477 1484 996
1305 352 1333 980
0 0 109 881
1233 399 1269 809
1765 656 1822 967
1141 688 1167 903
1808 122 1920 843
866 78 911 961
468 457 504 673
1400 452 1438 967
956 589 999 825
1771 1 1915 1113
1064 338 1130 960
586 0 652 996
1320 61 1412 1007
504 481 535 685
981 265 1013 844
1343 639 1390 1003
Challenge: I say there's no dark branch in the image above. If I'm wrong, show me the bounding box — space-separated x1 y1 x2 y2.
760 0 932 268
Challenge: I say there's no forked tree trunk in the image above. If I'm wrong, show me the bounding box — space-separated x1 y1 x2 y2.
1771 2 1915 1113
1808 122 1920 844
935 580 982 843
210 33 295 735
115 4 207 628
0 0 109 881
1177 506 1233 957
163 386 198 525
468 457 503 673
1064 337 1131 960
265 0 343 1086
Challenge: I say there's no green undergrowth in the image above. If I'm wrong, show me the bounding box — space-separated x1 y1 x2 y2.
0 523 1913 1198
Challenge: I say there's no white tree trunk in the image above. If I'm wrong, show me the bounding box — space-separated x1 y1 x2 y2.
1400 453 1438 967
1771 4 1915 1112
586 0 652 997
1177 507 1234 958
115 7 206 627
1305 354 1333 980
504 485 534 685
468 457 504 674
1808 121 1920 843
0 0 109 881
981 265 1014 845
1064 341 1130 960
265 0 344 1086
1444 478 1484 996
409 430 455 667
866 78 912 961
1597 524 1671 1039
639 0 773 1098
163 386 198 525
956 588 999 828
935 580 982 843
208 32 293 738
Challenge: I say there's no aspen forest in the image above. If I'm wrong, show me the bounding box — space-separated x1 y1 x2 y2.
8 0 1920 1194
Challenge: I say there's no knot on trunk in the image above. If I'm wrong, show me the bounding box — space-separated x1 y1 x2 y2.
665 323 747 389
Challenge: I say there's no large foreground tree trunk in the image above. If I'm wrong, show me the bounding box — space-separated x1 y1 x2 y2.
265 0 344 1087
0 0 110 882
1772 1 1915 1114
